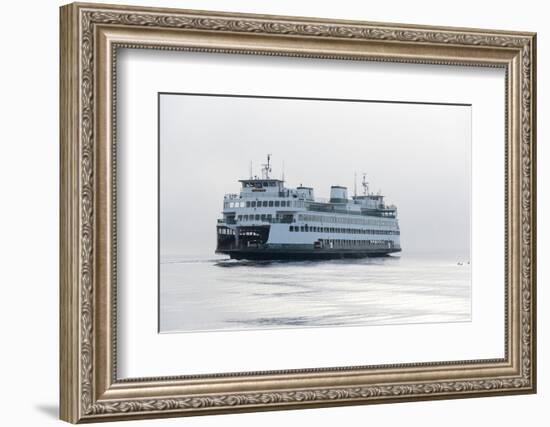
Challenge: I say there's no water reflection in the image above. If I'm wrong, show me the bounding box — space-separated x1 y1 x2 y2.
160 252 471 333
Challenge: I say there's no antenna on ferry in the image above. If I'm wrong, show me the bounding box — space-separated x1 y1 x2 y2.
362 173 369 196
282 160 285 182
354 172 357 198
262 154 272 179
249 161 253 179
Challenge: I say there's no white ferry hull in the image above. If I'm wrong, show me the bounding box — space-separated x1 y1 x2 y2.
216 224 401 260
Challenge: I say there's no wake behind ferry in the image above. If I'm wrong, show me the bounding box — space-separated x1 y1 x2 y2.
216 156 401 260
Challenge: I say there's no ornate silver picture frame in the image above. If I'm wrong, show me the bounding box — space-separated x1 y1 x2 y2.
60 2 536 423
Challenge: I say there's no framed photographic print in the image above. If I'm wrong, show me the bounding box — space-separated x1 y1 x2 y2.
59 2 537 423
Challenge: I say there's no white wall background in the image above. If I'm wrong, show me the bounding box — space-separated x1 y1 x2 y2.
0 0 545 426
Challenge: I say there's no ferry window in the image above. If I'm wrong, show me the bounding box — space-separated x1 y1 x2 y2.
262 201 268 207
269 201 274 207
261 214 266 221
267 214 272 221
246 201 250 208
251 201 256 207
255 214 260 220
300 226 304 232
275 201 280 207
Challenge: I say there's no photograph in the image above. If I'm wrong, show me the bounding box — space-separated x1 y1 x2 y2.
159 93 472 333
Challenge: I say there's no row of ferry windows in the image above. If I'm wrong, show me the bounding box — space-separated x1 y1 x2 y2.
319 239 391 246
227 200 293 208
238 214 273 221
289 225 400 235
298 213 391 227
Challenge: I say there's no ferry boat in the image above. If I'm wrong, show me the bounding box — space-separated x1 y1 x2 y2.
216 155 401 260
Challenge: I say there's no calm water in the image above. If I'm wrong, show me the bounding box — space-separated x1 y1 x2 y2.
159 252 471 333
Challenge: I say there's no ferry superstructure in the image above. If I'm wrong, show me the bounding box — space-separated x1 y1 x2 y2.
216 156 401 260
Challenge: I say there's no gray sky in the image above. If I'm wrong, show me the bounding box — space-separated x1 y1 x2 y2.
160 94 470 257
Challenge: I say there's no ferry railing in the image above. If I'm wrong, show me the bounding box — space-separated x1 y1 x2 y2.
218 217 294 225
